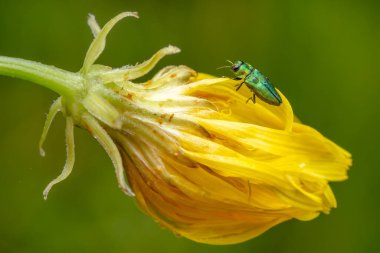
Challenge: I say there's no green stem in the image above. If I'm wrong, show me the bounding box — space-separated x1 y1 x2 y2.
0 56 83 98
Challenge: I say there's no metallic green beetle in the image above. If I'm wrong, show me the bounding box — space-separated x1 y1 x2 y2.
230 60 282 106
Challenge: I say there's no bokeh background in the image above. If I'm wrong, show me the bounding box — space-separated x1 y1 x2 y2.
0 0 378 252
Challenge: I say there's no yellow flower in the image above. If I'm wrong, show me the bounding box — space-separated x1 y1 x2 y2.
116 69 352 244
0 12 352 245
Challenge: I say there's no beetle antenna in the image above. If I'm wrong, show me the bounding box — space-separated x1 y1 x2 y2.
216 65 231 70
226 59 233 65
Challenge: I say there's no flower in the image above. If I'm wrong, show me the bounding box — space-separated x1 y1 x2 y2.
0 12 352 245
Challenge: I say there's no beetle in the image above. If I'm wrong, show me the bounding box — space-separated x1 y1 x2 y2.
229 60 282 106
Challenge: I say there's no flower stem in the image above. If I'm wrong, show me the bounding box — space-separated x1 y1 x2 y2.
0 56 83 98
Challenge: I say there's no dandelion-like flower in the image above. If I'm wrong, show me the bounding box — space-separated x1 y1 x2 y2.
0 12 351 244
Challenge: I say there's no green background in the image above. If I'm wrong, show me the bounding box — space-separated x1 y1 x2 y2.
0 0 378 252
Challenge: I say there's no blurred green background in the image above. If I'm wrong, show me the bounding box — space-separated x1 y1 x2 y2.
0 0 378 252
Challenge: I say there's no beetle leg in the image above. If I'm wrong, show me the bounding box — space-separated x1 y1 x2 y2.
245 94 256 104
235 82 245 91
233 77 242 80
